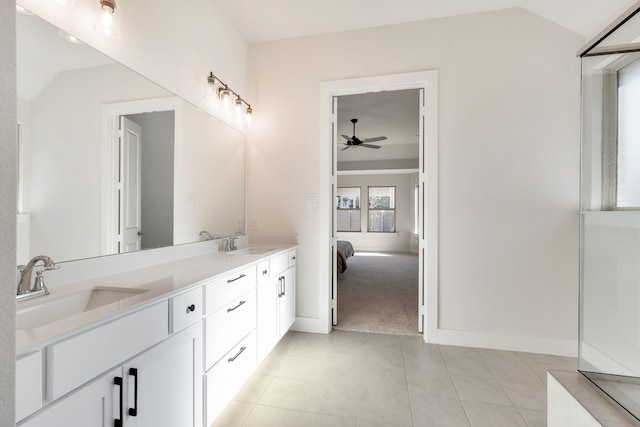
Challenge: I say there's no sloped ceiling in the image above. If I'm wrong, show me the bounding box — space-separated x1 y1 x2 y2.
214 0 637 43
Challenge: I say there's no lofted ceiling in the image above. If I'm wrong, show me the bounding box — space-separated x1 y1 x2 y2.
213 0 637 44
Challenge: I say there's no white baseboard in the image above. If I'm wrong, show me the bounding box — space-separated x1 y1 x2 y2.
428 327 578 357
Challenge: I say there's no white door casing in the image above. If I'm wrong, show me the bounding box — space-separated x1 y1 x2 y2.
323 70 438 343
120 116 142 253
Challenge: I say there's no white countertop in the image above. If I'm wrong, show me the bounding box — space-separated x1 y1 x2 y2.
16 245 295 355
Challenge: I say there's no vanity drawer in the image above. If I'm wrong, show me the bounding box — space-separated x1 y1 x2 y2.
16 351 42 422
205 266 256 314
269 253 288 278
205 289 256 369
288 249 297 268
171 286 203 333
257 260 270 285
204 331 256 426
47 301 168 401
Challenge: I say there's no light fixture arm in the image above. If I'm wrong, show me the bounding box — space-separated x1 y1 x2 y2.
206 72 254 121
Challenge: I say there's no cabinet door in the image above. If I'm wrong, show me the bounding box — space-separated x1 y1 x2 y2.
19 367 122 427
279 266 296 337
123 322 202 427
257 276 279 363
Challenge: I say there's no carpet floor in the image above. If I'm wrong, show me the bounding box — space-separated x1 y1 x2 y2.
335 252 421 336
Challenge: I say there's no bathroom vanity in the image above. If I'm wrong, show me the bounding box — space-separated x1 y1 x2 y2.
15 245 297 427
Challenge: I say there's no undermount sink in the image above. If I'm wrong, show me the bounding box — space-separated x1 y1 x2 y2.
17 286 149 330
228 247 274 255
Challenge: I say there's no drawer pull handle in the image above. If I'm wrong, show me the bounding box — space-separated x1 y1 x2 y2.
227 274 246 283
228 346 247 363
186 304 196 313
128 368 138 417
227 300 246 313
114 376 123 427
292 256 296 260
262 269 268 275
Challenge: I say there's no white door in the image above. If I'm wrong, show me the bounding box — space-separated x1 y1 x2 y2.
331 96 339 325
120 116 142 253
123 323 202 427
418 88 426 333
19 367 122 427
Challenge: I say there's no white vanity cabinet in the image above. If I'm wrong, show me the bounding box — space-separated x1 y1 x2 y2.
19 366 122 427
256 249 296 363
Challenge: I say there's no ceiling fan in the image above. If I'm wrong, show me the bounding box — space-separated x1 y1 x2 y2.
341 118 387 150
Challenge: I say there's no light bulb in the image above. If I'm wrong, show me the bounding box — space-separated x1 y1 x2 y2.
95 0 120 38
204 73 217 99
245 107 253 125
235 97 243 116
219 87 230 108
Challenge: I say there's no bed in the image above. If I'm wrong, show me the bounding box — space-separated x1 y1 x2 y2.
337 240 354 273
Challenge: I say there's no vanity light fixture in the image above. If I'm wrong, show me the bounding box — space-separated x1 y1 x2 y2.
95 0 121 38
205 72 254 124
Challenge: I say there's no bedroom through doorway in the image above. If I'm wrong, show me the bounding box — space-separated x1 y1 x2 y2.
333 89 422 336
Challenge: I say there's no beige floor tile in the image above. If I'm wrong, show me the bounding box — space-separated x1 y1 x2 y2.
407 368 460 400
358 383 413 426
484 358 544 384
443 353 494 379
258 377 315 411
211 400 254 427
255 352 285 375
366 333 404 349
360 364 408 391
451 374 513 406
276 355 324 381
233 373 273 403
498 377 547 411
401 336 441 354
306 377 361 419
411 395 471 427
241 405 306 427
403 349 448 374
476 348 522 363
302 411 357 427
518 408 547 427
362 346 406 372
462 401 529 427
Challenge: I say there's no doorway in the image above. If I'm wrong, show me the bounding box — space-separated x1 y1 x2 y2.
334 89 421 335
322 71 439 343
100 97 181 256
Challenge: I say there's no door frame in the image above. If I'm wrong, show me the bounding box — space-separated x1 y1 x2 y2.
100 97 183 255
320 71 438 342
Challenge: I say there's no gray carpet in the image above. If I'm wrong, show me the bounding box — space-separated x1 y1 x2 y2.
335 252 421 336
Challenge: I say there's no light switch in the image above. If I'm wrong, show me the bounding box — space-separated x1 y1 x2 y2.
306 193 318 207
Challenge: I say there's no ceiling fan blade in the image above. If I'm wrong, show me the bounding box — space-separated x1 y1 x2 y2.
362 136 387 143
341 134 353 141
361 144 381 149
341 146 351 151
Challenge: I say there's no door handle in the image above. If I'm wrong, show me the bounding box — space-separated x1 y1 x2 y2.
114 376 123 427
137 231 143 237
128 368 139 417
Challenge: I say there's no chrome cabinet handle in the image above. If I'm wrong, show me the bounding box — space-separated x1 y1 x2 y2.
227 300 246 313
282 276 286 297
228 346 247 363
227 274 246 283
186 304 196 313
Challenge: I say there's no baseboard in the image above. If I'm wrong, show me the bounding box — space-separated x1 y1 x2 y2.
428 327 578 357
292 316 331 334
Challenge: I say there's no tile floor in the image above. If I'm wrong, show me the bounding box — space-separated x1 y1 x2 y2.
213 330 578 427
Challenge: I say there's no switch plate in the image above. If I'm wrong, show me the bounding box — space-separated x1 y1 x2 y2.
251 219 260 230
306 193 318 207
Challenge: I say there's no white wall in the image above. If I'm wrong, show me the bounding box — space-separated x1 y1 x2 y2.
0 1 16 425
247 8 583 354
337 173 415 253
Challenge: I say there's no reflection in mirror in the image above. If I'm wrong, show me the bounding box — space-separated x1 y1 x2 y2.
16 10 245 265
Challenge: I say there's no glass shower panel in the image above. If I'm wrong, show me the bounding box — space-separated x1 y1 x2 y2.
580 50 640 422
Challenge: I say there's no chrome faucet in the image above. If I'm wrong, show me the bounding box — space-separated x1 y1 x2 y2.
223 232 245 252
17 255 60 302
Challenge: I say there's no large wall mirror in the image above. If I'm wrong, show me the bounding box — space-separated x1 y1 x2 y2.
16 9 246 265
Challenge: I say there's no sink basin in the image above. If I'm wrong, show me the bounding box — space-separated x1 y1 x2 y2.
17 286 149 330
224 247 275 255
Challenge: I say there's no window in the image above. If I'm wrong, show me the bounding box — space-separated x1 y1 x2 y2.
616 58 640 207
337 187 361 232
368 186 395 232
